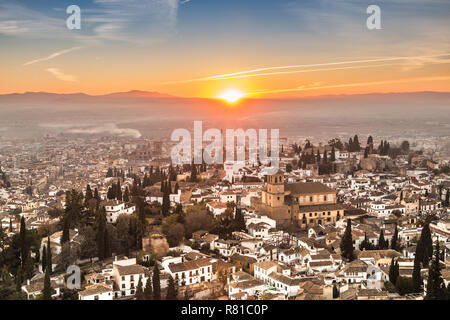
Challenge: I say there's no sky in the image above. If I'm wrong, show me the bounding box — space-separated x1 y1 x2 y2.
0 0 449 99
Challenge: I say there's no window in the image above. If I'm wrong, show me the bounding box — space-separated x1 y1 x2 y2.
310 196 313 202
324 196 327 201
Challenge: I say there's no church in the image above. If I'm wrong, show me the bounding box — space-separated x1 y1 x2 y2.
254 170 345 228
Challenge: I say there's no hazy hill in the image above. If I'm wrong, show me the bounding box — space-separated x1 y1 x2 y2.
0 91 449 140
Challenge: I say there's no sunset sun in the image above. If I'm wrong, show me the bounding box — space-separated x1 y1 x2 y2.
218 89 245 103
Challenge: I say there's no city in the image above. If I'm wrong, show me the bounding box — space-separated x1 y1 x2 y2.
0 0 449 309
0 131 449 300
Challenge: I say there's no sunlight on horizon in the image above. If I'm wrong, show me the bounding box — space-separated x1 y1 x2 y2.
217 89 245 104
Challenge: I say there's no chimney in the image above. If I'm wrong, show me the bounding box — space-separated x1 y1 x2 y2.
115 256 118 261
27 279 30 285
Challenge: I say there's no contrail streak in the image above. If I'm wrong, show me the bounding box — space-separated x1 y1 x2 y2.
206 54 449 79
245 76 450 96
198 63 411 81
24 46 83 66
157 53 450 85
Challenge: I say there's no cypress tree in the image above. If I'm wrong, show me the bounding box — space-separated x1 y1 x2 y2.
359 232 375 251
104 227 111 259
107 186 114 200
190 165 198 182
46 236 52 274
19 216 28 267
389 258 396 284
84 184 93 206
412 257 422 293
123 187 130 202
96 208 107 260
117 180 122 201
15 266 23 292
144 277 153 300
378 229 387 250
388 258 400 287
135 276 144 300
418 224 433 267
394 260 400 284
330 146 336 162
23 255 34 280
234 208 246 231
162 185 170 217
61 217 70 244
42 267 52 300
94 188 100 202
353 135 360 151
42 245 47 272
332 284 339 298
391 224 399 251
425 241 446 300
166 275 178 300
152 264 161 300
340 219 355 261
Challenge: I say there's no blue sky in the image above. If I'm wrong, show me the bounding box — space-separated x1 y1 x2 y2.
0 0 449 96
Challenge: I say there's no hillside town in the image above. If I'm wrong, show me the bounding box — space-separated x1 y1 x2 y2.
0 133 449 300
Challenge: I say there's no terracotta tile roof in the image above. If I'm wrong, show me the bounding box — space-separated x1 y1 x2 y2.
168 258 212 273
115 264 146 276
286 182 335 195
79 283 112 297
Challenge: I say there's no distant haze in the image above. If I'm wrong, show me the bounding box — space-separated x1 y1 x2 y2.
0 91 449 143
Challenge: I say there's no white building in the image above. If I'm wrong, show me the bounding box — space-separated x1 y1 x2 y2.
112 257 148 298
103 200 136 223
166 258 213 286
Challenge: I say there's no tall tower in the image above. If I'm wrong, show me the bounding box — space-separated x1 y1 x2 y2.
264 170 285 207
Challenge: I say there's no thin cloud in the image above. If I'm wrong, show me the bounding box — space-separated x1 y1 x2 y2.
46 68 78 82
24 46 83 66
245 76 450 96
189 63 413 81
158 54 450 85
